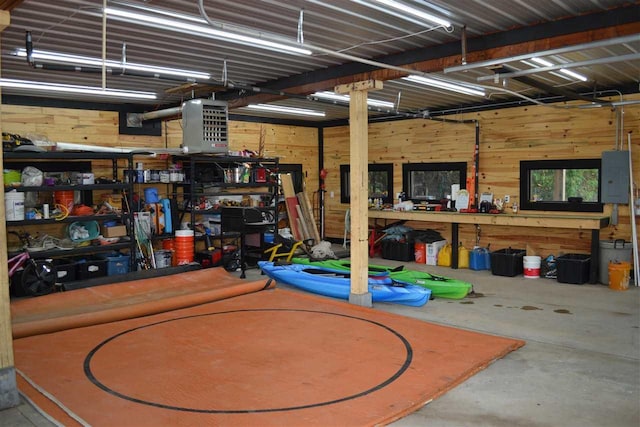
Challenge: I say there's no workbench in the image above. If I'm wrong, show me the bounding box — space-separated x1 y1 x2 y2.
368 210 610 283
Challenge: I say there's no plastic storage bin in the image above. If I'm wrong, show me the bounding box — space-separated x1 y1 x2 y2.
490 248 526 277
556 253 590 284
75 257 108 280
98 252 131 276
381 240 415 262
52 258 77 283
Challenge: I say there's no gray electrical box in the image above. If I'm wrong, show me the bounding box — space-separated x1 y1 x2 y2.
182 99 229 153
601 150 630 204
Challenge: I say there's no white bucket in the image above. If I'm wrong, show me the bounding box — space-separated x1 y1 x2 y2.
523 255 541 279
5 191 25 221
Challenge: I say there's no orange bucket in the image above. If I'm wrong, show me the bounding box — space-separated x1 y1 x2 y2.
161 238 176 266
414 242 426 264
54 190 75 212
608 261 631 291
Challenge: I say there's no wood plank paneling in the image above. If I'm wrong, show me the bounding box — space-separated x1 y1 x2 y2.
1 98 637 259
324 96 640 258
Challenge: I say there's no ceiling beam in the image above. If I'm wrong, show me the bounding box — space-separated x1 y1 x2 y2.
220 5 639 108
0 0 23 11
226 21 640 108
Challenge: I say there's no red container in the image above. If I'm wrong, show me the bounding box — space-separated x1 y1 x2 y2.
414 242 426 264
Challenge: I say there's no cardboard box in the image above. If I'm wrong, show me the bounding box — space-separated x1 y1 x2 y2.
102 225 127 238
425 240 447 265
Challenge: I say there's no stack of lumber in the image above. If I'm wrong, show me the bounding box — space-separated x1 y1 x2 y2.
281 174 320 243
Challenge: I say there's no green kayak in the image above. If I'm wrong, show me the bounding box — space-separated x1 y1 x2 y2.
291 257 473 299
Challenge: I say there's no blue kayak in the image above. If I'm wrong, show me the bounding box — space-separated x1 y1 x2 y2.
258 261 430 307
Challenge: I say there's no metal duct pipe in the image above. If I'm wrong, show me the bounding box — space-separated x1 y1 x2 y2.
128 105 184 128
139 106 183 121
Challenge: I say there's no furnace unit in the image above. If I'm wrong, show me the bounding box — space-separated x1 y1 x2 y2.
182 99 229 154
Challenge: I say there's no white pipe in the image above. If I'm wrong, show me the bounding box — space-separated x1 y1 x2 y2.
628 132 639 286
56 142 131 153
102 0 107 90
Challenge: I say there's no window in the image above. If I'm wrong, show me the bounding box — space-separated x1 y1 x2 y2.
402 162 467 203
340 163 393 204
520 159 603 212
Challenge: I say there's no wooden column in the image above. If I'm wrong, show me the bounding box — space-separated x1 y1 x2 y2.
335 80 382 307
0 9 20 410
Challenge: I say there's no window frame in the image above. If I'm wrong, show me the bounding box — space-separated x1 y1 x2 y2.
519 159 603 212
340 163 394 204
402 162 467 204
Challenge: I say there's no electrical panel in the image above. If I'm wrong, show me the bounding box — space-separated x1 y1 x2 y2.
182 99 229 153
601 150 630 204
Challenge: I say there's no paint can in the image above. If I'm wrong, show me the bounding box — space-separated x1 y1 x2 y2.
159 170 170 183
155 250 173 268
523 256 541 279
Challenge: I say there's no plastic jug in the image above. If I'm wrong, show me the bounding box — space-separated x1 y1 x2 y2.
470 247 491 271
458 245 470 268
437 243 452 267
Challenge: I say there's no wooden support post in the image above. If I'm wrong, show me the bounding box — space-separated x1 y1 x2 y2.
335 80 382 307
0 9 21 410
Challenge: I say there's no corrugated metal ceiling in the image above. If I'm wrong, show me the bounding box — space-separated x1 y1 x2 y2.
1 0 638 123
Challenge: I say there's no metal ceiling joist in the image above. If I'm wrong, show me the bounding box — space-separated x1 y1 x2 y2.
220 17 640 108
491 65 610 105
477 53 640 82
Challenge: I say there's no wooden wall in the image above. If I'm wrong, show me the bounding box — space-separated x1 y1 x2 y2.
1 106 319 247
2 98 638 258
324 96 640 257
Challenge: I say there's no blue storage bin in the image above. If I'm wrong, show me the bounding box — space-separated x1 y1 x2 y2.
98 252 131 276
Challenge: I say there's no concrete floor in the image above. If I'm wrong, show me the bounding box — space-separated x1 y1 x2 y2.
1 258 638 427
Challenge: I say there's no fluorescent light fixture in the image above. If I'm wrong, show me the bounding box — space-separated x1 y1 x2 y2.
0 79 157 100
373 0 451 27
246 104 325 117
531 57 588 82
105 7 312 56
558 69 588 82
312 91 395 108
531 57 553 67
15 48 211 80
402 75 485 97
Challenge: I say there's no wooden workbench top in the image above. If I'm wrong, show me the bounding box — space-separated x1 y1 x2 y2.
368 209 610 230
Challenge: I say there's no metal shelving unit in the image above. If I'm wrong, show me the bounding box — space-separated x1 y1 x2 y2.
3 151 136 271
171 154 279 277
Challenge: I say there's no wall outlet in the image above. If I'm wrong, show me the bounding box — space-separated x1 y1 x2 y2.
504 195 510 203
330 191 334 198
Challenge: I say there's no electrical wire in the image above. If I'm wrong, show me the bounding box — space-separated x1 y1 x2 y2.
52 203 69 221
